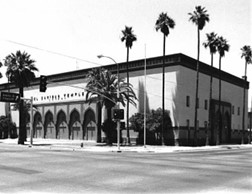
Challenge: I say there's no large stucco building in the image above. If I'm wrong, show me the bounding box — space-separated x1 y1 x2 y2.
0 53 250 145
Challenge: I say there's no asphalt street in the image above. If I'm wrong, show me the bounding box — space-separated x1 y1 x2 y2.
0 143 251 194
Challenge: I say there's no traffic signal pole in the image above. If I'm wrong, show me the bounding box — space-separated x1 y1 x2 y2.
39 74 121 150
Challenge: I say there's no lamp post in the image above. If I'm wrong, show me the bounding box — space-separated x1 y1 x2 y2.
97 55 121 152
7 76 11 139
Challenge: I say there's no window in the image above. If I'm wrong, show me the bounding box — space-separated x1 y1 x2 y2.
204 121 208 129
204 100 208 110
186 96 190 107
232 106 235 114
238 107 240 116
186 119 190 129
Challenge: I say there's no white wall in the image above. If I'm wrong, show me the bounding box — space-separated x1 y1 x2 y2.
2 64 247 132
126 66 178 127
177 66 247 129
0 102 6 116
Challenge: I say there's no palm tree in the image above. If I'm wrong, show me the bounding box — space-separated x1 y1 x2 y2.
121 26 137 145
216 36 230 145
155 12 175 145
203 32 218 144
85 68 137 144
4 51 38 144
85 68 104 142
11 101 38 123
0 61 2 79
241 45 252 144
188 6 209 146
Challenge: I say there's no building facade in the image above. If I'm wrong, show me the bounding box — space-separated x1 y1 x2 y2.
0 53 249 145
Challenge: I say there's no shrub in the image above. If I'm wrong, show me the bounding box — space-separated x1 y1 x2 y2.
101 119 117 144
129 108 173 145
0 116 17 139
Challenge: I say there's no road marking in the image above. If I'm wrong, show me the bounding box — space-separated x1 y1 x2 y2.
0 164 42 175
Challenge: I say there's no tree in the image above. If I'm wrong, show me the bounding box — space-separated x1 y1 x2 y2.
121 26 137 144
11 101 38 124
85 68 137 144
129 108 172 145
203 32 218 144
155 12 175 145
3 51 38 144
0 61 2 79
0 116 17 139
216 36 230 145
85 68 103 142
188 6 209 146
241 45 252 144
11 100 38 139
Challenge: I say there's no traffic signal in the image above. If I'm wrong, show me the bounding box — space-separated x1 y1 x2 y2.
39 75 47 92
113 109 124 120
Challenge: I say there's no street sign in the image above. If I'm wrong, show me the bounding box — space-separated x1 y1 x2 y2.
0 92 20 103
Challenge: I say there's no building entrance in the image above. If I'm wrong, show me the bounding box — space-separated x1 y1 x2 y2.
210 100 231 145
69 110 83 140
83 109 97 141
33 112 43 138
44 111 56 139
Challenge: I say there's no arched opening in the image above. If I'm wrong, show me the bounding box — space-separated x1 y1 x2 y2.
210 100 232 145
83 109 97 141
69 109 82 140
56 110 69 139
44 111 56 139
33 112 43 138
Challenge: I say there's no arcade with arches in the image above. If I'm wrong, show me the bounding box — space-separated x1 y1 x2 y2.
26 105 99 141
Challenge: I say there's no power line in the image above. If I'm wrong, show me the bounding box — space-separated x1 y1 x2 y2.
2 39 102 67
3 39 211 104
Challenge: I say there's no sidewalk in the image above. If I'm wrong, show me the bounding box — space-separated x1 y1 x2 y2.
1 138 252 153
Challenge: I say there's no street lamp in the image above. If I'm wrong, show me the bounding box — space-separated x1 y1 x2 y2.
97 55 121 152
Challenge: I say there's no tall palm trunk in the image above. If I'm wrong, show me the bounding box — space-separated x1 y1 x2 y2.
162 33 166 145
208 53 214 145
217 55 222 145
7 77 12 138
18 86 26 144
126 47 130 144
242 61 247 144
194 27 200 146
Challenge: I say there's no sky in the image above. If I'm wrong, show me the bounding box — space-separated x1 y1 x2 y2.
0 0 251 104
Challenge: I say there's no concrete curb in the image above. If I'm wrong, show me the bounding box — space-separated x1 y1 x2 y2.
1 138 252 153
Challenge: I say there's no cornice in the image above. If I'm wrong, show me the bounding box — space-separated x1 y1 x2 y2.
0 53 249 90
